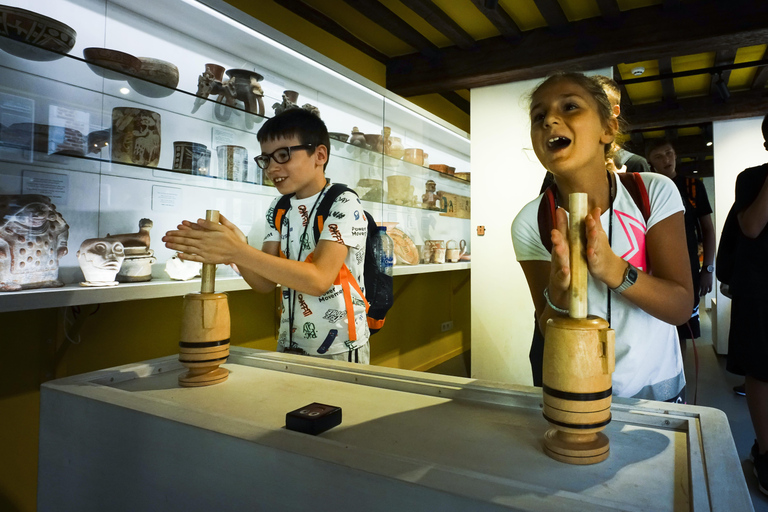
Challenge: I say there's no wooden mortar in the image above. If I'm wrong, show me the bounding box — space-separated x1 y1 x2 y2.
178 210 230 387
542 193 616 464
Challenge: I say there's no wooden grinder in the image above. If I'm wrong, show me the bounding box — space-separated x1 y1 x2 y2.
178 210 230 387
542 193 615 464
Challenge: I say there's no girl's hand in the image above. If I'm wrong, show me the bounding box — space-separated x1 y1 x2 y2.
548 207 571 307
585 206 624 288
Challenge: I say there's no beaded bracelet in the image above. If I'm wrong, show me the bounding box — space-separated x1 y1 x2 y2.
543 287 569 315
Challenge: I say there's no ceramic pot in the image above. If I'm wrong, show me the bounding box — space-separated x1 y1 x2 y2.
173 141 209 174
355 178 383 202
446 240 460 263
404 148 424 166
216 145 248 181
424 240 446 264
387 136 405 159
77 238 125 286
117 252 156 282
0 6 76 61
223 69 265 116
83 47 141 80
364 133 381 152
386 175 413 206
194 63 226 109
349 127 366 147
128 57 179 98
111 107 161 167
0 194 68 291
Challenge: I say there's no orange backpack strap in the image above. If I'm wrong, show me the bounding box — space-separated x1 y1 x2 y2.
270 194 293 259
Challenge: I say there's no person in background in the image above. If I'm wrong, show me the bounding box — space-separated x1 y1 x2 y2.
163 109 370 363
512 72 691 401
725 113 768 494
646 138 715 350
593 75 651 174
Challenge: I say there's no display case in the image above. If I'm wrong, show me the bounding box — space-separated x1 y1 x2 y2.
0 0 471 312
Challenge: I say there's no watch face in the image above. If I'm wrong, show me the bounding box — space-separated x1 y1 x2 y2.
705 265 715 273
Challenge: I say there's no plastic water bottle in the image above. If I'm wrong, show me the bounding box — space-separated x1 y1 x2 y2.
376 226 394 276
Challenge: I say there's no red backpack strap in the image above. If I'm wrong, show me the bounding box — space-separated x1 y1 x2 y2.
618 172 650 222
537 184 558 253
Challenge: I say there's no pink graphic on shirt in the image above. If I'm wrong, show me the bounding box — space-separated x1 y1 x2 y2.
616 210 647 271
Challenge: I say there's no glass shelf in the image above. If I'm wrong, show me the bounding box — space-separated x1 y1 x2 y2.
0 0 470 311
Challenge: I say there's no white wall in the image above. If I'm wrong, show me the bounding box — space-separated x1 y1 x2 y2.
469 69 610 385
469 78 545 384
712 116 766 353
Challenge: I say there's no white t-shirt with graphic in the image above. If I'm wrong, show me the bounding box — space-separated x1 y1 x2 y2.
511 172 686 400
264 186 369 355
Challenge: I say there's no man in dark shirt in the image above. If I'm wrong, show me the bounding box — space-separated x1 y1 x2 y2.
726 114 768 495
646 138 715 343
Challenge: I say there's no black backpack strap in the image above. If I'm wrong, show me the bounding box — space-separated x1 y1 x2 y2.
537 184 558 253
313 183 356 243
270 193 293 232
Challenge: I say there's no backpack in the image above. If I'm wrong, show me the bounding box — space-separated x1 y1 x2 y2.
270 183 393 337
537 172 651 253
715 202 742 286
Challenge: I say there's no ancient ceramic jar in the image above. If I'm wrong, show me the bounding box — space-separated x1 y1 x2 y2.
404 148 424 166
273 90 299 116
386 175 414 206
349 127 366 147
128 57 180 98
221 69 265 116
83 47 141 80
0 194 69 291
111 107 161 167
116 251 156 282
173 141 210 175
77 238 125 286
216 145 248 181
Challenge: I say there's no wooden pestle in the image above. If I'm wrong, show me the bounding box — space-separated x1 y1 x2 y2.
200 209 219 294
568 193 588 318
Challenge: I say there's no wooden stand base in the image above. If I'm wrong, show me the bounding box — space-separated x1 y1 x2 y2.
543 429 610 465
179 366 229 387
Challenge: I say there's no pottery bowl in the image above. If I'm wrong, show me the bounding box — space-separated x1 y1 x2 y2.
117 253 156 282
128 57 179 97
0 5 76 61
83 47 141 80
363 133 381 149
429 164 449 174
329 132 349 143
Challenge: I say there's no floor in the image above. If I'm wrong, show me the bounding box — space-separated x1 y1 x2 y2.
426 305 768 511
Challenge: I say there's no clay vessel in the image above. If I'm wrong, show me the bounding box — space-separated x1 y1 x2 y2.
77 238 124 287
128 57 179 98
0 194 68 291
111 107 161 167
221 69 265 116
0 6 76 61
83 47 141 80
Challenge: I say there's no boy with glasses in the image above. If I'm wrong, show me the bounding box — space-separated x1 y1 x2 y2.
164 109 370 363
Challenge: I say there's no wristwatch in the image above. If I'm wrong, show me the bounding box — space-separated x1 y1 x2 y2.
612 262 638 294
704 264 714 273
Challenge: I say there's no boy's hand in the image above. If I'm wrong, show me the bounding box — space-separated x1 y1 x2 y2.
548 207 570 308
163 214 247 265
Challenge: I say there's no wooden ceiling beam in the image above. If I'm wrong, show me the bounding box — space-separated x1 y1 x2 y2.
594 0 621 20
624 89 768 130
439 91 471 115
658 57 677 107
386 0 768 96
399 0 476 49
468 0 522 40
532 0 569 30
340 0 439 59
272 0 388 62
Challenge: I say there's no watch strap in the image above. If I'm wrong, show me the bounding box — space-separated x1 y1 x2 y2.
612 262 638 294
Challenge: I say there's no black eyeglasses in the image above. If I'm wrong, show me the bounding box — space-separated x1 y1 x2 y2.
253 144 314 170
